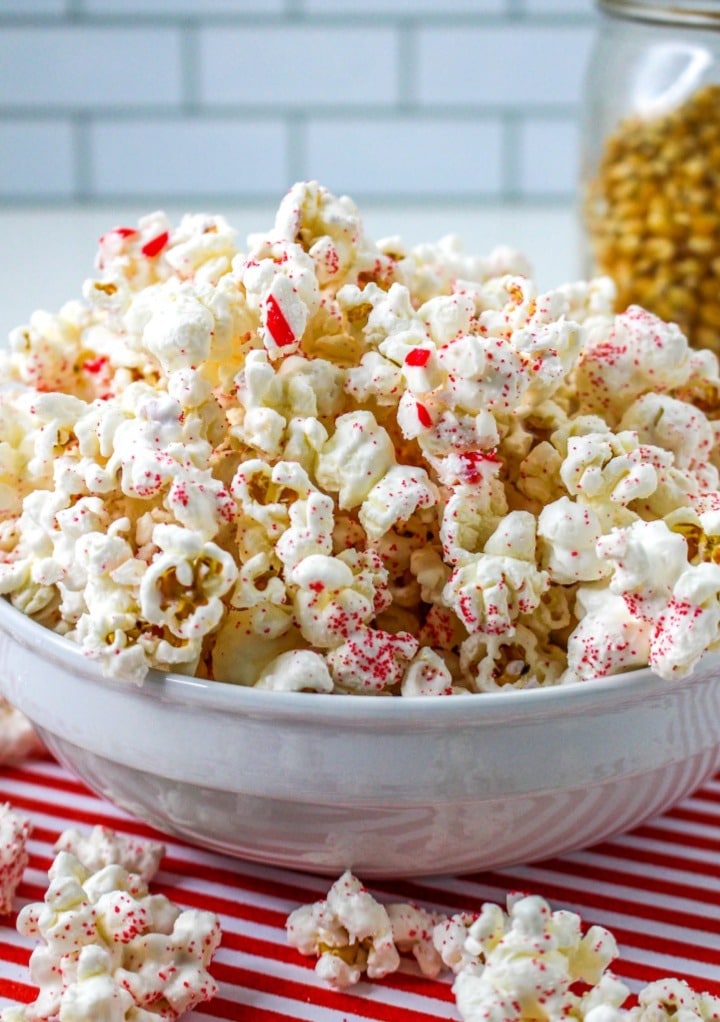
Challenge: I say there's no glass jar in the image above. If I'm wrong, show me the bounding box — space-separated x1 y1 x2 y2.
581 0 720 352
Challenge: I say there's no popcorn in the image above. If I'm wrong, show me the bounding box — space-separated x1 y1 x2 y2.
286 870 400 988
650 563 720 678
315 411 396 510
54 826 165 884
443 512 548 636
254 648 333 692
0 700 45 765
3 846 221 1021
632 978 720 1022
451 894 621 1022
401 646 453 696
326 624 418 693
287 873 718 1022
566 586 652 683
0 803 31 914
537 496 610 584
4 179 720 690
358 464 438 541
573 304 692 422
139 524 238 643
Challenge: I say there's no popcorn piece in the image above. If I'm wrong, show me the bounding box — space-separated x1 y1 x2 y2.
386 903 445 978
286 870 400 988
315 411 396 510
619 392 715 474
54 826 165 884
0 803 31 914
537 496 610 584
460 624 567 692
566 586 652 682
443 512 548 636
433 912 484 974
272 180 364 286
401 647 453 697
326 625 418 693
359 464 438 541
8 849 221 1021
451 894 620 1022
650 563 720 678
560 430 658 508
254 648 333 693
291 549 390 650
574 305 692 423
141 285 214 375
139 524 238 642
596 520 689 622
632 978 720 1022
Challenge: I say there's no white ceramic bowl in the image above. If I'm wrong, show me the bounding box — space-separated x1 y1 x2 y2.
1 597 720 877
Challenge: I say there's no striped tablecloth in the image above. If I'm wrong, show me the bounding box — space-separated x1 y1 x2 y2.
0 759 718 1020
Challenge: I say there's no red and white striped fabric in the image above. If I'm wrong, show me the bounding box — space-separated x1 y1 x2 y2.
0 760 718 1020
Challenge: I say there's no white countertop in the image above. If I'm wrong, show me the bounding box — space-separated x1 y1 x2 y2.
0 203 580 341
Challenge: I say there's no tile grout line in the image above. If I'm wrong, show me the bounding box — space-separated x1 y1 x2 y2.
501 109 523 203
180 18 201 115
396 18 417 110
71 111 92 204
286 112 307 186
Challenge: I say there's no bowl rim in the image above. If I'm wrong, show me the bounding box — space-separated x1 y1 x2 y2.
0 595 710 725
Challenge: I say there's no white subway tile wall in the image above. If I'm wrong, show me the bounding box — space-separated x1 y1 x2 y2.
0 0 597 205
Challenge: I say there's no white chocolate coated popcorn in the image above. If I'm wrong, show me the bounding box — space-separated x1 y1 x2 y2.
3 846 221 1022
54 826 165 884
4 179 720 691
286 874 718 1022
286 870 400 988
0 803 31 915
0 699 45 765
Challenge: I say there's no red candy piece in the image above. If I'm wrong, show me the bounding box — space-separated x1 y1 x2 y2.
404 347 431 367
141 231 169 258
416 402 432 428
266 293 296 348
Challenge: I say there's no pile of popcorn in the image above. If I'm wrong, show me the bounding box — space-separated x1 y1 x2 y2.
3 180 720 692
0 811 222 1022
287 870 720 1022
585 84 720 354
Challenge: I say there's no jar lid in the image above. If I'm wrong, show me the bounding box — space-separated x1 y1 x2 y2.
598 0 720 26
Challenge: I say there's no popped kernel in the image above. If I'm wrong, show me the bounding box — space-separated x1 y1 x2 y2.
0 803 31 914
54 826 165 884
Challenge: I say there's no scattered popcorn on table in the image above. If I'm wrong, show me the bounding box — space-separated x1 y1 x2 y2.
0 699 45 765
286 872 720 1022
5 179 720 691
54 826 165 884
286 870 400 988
0 803 31 915
0 845 221 1021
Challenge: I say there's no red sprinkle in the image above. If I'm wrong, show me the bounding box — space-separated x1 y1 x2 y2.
416 402 432 428
404 347 431 367
82 354 109 375
141 231 169 258
266 293 296 348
